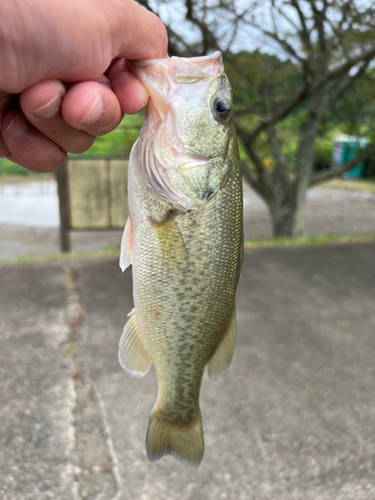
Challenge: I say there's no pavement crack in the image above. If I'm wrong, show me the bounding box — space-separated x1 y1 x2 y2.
90 382 124 500
61 265 122 500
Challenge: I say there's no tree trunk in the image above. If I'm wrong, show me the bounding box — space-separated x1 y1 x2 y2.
269 95 326 238
269 195 306 238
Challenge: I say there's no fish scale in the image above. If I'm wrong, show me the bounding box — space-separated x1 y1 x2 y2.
119 52 243 467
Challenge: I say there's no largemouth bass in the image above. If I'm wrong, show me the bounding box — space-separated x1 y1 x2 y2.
119 51 243 467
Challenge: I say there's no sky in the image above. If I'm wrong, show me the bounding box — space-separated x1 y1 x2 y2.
146 0 375 60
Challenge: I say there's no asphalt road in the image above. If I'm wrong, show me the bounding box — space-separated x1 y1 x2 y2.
1 243 375 499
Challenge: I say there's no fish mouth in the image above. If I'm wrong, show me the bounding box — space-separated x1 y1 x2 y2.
129 51 224 79
128 52 224 120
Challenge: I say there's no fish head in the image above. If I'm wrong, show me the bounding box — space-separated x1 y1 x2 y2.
130 52 236 211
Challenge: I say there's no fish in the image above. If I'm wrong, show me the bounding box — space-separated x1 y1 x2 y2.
119 51 243 468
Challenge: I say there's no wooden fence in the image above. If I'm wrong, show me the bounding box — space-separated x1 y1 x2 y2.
56 157 128 252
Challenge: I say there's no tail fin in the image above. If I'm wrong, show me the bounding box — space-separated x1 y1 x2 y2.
146 408 204 468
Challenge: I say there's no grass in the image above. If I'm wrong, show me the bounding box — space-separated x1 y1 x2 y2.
0 157 55 182
319 178 375 194
1 234 375 265
0 246 120 265
61 342 77 358
244 233 375 248
0 158 36 177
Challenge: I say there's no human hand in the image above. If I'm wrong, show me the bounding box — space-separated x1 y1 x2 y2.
0 0 167 172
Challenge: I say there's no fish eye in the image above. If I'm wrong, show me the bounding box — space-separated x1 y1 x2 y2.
212 96 232 121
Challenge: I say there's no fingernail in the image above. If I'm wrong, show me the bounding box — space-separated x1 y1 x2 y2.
33 94 62 118
79 96 104 125
6 115 27 140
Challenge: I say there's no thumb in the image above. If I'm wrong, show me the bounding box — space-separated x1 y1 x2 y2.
102 0 168 60
0 0 167 94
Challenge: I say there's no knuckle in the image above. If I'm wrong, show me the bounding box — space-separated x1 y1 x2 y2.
66 138 95 154
83 115 122 136
34 152 67 173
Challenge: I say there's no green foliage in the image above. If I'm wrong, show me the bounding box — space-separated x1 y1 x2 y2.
229 49 375 177
0 113 144 177
79 113 143 157
0 158 31 176
227 50 302 111
314 138 334 171
327 69 375 142
0 158 55 178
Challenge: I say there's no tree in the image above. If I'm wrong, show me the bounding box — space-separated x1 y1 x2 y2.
138 0 375 236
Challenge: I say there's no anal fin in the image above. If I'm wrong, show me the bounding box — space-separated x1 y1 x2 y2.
118 309 151 377
207 305 236 381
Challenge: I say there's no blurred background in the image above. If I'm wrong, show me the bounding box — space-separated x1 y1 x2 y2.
1 1 375 499
1 1 375 258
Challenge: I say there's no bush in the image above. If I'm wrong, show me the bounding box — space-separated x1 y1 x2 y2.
0 158 31 176
313 139 333 172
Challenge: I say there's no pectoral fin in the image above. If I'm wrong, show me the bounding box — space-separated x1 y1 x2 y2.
118 309 152 377
119 215 133 272
151 212 187 267
207 305 236 381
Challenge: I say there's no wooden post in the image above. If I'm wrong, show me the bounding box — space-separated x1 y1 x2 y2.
56 162 71 252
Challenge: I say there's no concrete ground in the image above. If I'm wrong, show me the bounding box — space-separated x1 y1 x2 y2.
1 180 375 258
1 243 375 499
